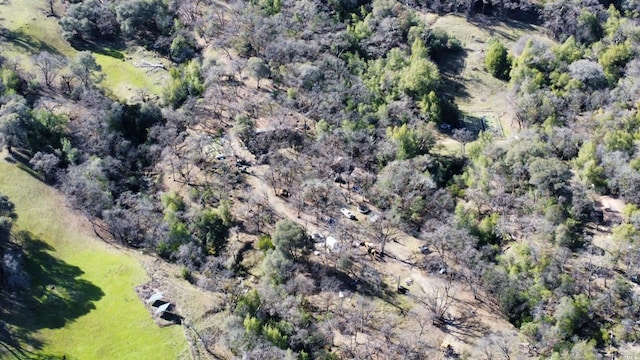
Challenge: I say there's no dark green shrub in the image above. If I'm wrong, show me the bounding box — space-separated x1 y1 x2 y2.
485 39 512 80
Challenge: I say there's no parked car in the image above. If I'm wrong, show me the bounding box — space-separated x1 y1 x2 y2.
340 208 356 220
236 158 251 166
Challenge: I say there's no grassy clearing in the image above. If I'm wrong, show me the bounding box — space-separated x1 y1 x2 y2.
427 14 554 137
0 156 187 359
0 0 167 100
95 51 168 100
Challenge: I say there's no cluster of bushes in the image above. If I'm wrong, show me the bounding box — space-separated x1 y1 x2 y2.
0 46 214 266
59 0 198 63
443 3 640 356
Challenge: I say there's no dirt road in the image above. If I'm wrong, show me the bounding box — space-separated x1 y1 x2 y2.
226 133 523 358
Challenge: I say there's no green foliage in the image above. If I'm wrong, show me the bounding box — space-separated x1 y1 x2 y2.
233 115 256 142
346 17 372 49
194 209 229 255
0 94 71 153
315 119 331 137
271 219 312 260
59 0 119 42
612 223 640 245
116 0 171 40
553 36 584 64
162 192 186 215
410 37 429 60
598 42 632 84
256 234 275 251
0 193 16 238
236 289 261 318
417 91 441 120
528 157 571 196
1 68 21 94
399 56 440 98
568 340 598 360
180 266 192 281
262 248 294 284
455 206 503 246
263 323 288 349
218 199 234 227
623 204 640 223
257 0 282 15
425 28 462 58
70 51 103 88
554 294 592 340
509 39 548 91
555 222 578 248
485 39 511 80
385 123 436 160
604 5 623 39
604 129 634 152
163 60 204 108
170 31 198 63
477 213 502 245
159 192 190 257
574 141 606 189
28 109 68 152
360 39 442 122
243 315 262 334
578 9 603 43
247 57 271 88
299 350 310 360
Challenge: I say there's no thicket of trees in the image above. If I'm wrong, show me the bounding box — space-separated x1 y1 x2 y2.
4 0 640 358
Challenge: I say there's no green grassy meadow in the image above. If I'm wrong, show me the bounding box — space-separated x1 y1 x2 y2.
428 14 554 137
0 157 187 359
0 0 167 100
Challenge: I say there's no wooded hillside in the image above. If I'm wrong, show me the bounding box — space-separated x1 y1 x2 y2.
3 0 640 359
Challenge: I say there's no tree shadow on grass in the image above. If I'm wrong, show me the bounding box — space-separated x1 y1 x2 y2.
437 49 471 100
3 149 52 185
71 38 127 60
0 25 63 56
0 231 104 356
467 14 539 38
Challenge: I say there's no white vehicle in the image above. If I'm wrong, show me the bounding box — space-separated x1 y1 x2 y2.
340 208 356 220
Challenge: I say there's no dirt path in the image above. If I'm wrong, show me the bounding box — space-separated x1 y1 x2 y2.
596 195 626 214
227 134 330 234
226 135 524 358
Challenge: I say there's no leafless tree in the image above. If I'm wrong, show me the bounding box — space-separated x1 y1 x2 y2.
408 308 431 337
369 214 398 258
59 73 73 94
33 52 65 87
421 277 456 326
493 332 517 360
453 128 474 156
